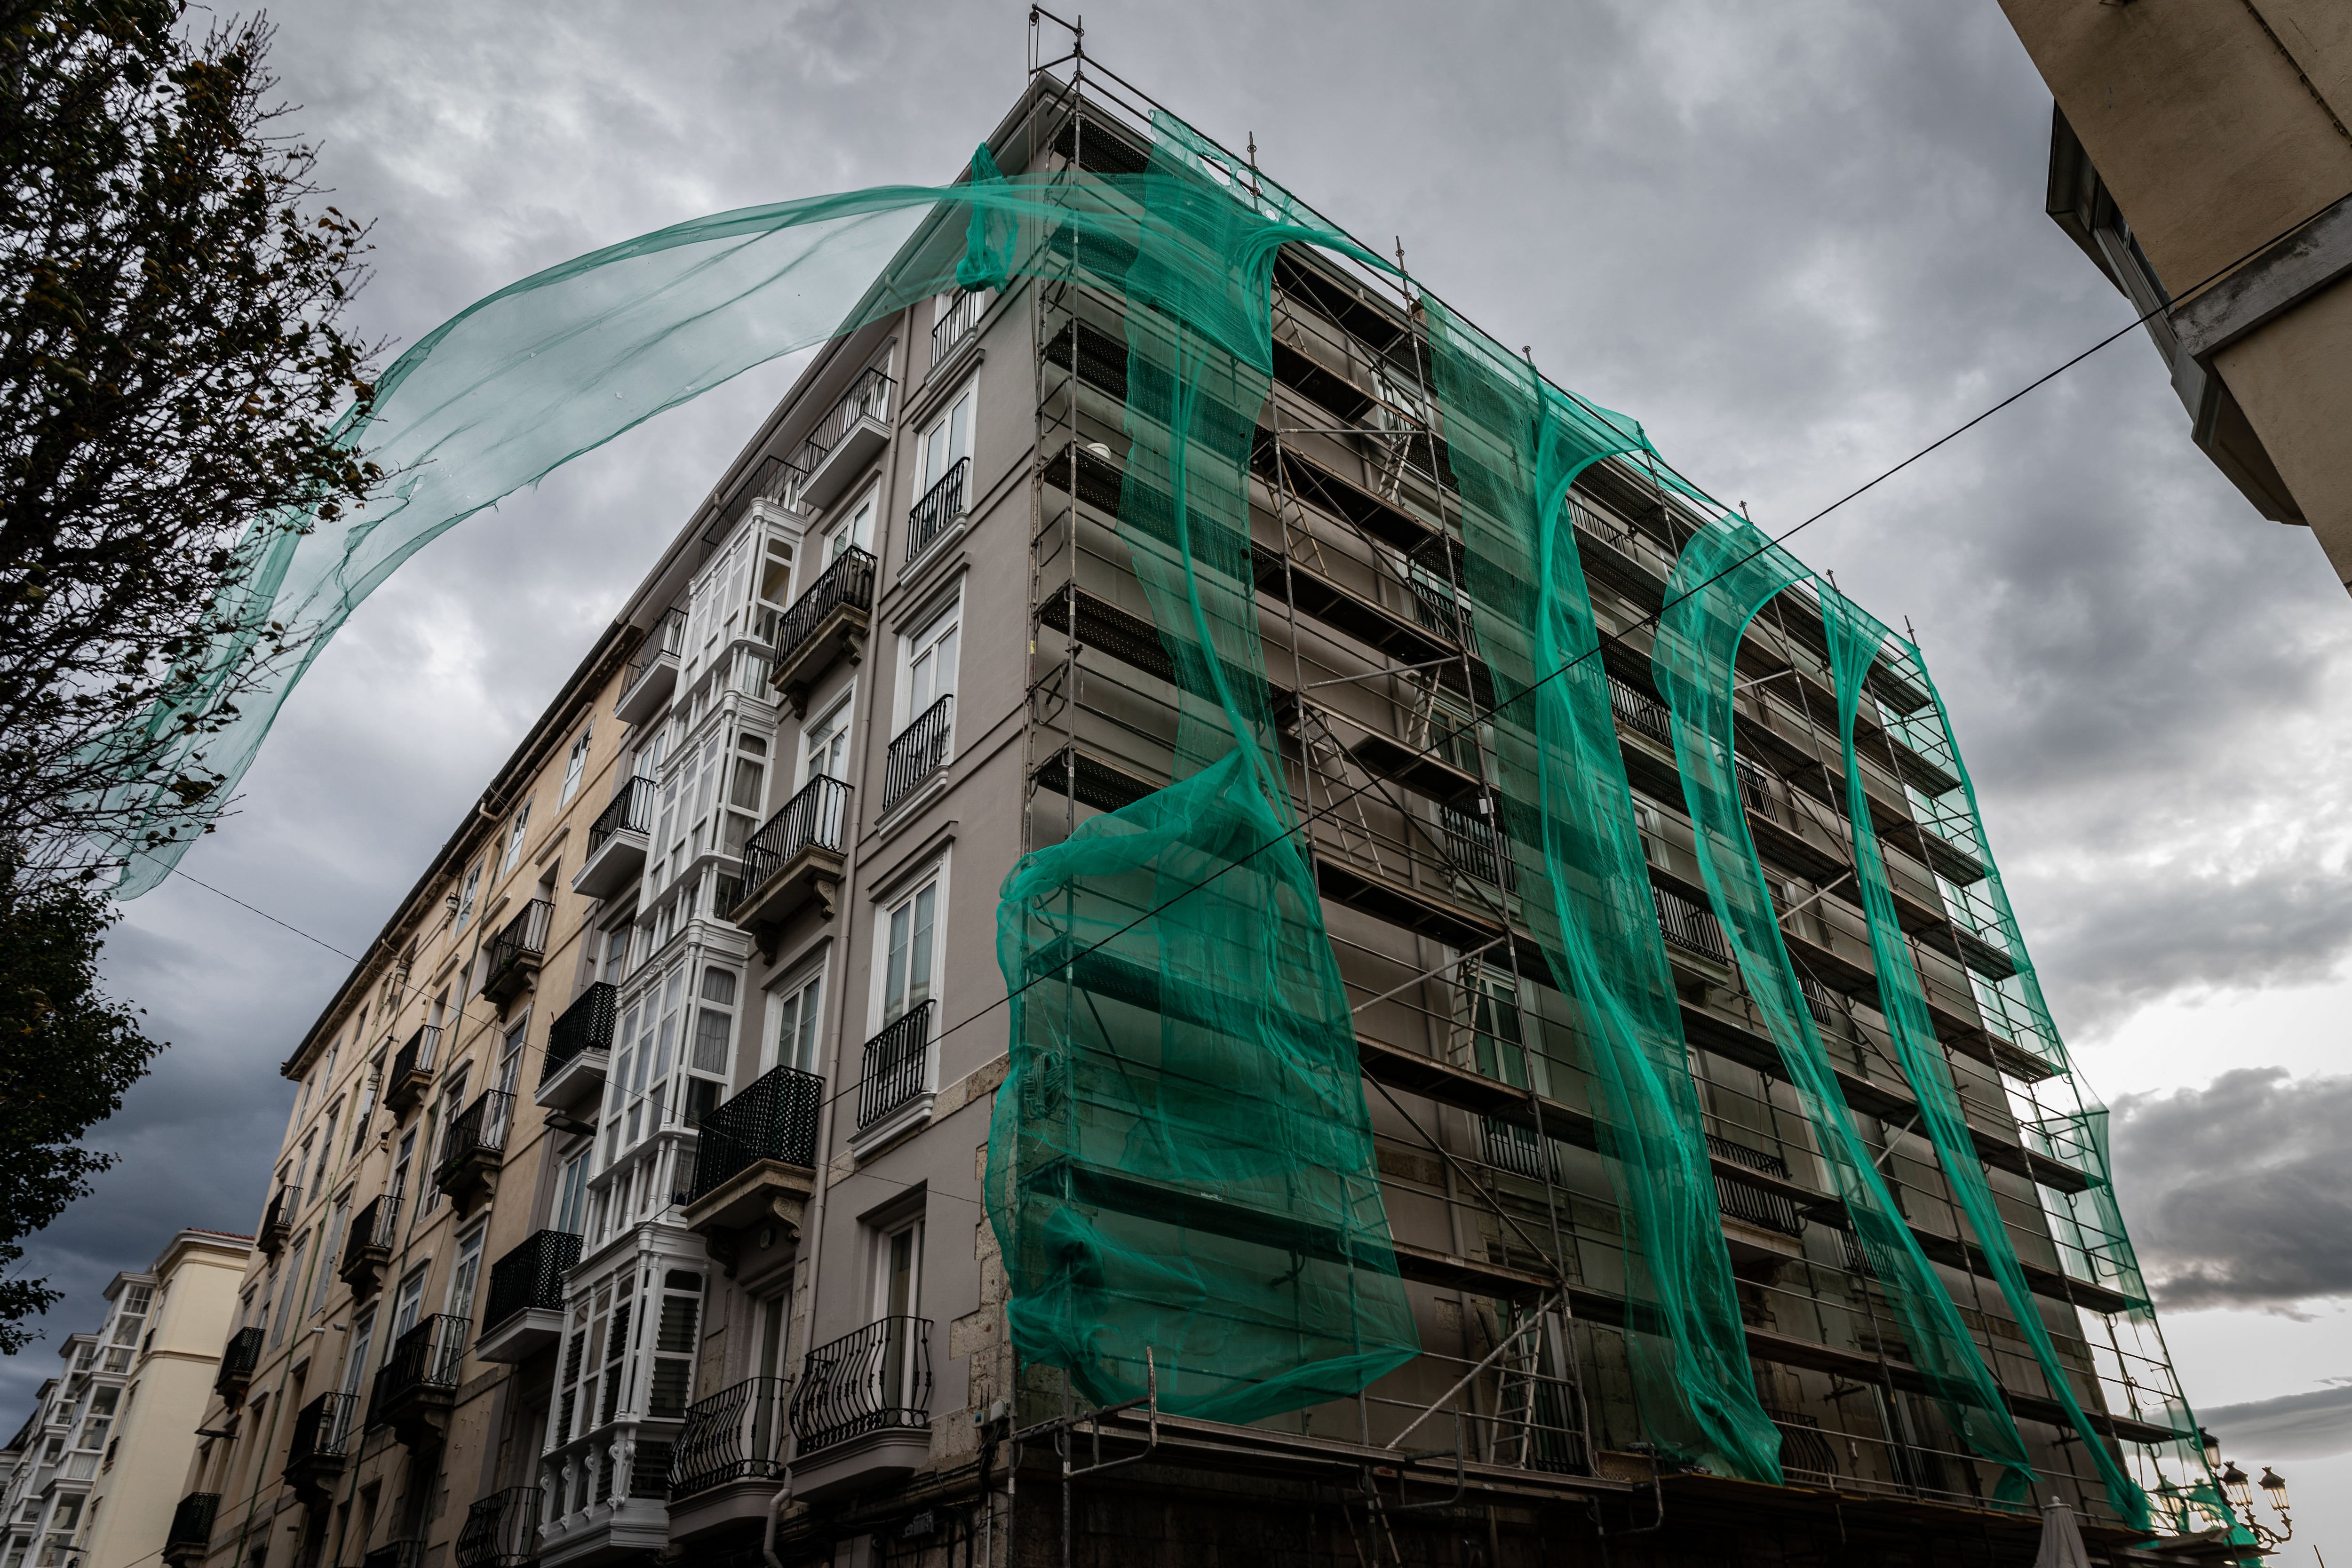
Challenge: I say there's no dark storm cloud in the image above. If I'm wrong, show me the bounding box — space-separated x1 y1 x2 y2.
2200 1382 2352 1464
12 0 2348 1407
2109 1069 2352 1313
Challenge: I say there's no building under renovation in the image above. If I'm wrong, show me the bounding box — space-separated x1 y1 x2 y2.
162 39 2256 1568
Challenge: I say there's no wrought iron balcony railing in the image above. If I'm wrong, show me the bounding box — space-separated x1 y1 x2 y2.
543 983 616 1084
1707 1134 1806 1237
856 1001 933 1131
482 1229 580 1336
906 456 969 564
624 606 686 692
739 777 850 896
342 1194 399 1274
481 901 552 995
166 1493 219 1552
1607 675 1671 744
930 287 985 364
213 1327 262 1395
586 775 654 857
286 1391 359 1470
688 1065 825 1203
436 1090 514 1186
670 1377 789 1499
788 1317 931 1453
455 1485 542 1568
792 366 894 476
881 695 953 812
367 1314 469 1430
258 1185 298 1252
1653 884 1730 965
771 547 876 671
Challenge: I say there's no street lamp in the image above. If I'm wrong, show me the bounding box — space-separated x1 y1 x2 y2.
2217 1459 2294 1549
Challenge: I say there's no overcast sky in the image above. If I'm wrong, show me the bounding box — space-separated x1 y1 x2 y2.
19 1 2351 1550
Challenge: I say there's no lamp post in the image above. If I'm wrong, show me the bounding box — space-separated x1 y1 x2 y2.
2218 1460 2294 1550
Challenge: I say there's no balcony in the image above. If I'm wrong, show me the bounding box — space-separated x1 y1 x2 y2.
1653 883 1731 965
163 1493 218 1567
213 1326 262 1405
666 1378 788 1540
1708 1134 1808 1265
853 1002 933 1149
769 547 875 716
678 1065 823 1254
456 1485 542 1568
283 1390 358 1502
257 1185 298 1256
538 983 615 1112
477 1229 580 1364
434 1090 514 1210
726 778 850 950
615 607 685 725
905 455 969 567
339 1193 399 1296
879 694 952 815
572 776 654 899
384 1023 440 1116
791 366 894 511
480 899 552 1005
367 1314 467 1449
930 287 985 367
786 1318 931 1502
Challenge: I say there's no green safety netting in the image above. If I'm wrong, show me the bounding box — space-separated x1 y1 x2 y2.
1423 306 1782 1482
1653 516 2036 1504
980 118 1420 1418
1820 591 2147 1526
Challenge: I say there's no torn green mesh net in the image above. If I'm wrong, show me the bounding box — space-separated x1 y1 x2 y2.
1653 516 2036 1504
1423 304 1782 1482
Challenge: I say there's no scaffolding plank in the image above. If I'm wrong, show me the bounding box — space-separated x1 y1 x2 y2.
1031 744 1162 815
1252 435 1438 553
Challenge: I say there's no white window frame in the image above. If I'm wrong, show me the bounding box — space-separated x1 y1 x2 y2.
800 691 855 789
896 591 962 732
866 849 951 1038
916 378 976 497
559 723 594 804
817 483 879 576
765 955 827 1077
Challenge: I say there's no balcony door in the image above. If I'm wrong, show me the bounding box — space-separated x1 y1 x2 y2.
873 1219 923 1413
391 1267 427 1340
445 1227 485 1329
918 385 974 496
902 605 958 727
881 882 938 1028
820 486 876 568
804 700 850 786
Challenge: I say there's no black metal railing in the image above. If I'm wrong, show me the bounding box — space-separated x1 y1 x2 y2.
1735 756 1778 821
1707 1134 1806 1237
1766 1408 1840 1481
1439 804 1503 886
797 366 893 471
437 1090 515 1183
688 1065 826 1203
738 777 850 898
906 456 969 563
367 1314 469 1428
342 1194 399 1273
772 547 876 670
1608 675 1671 744
856 1002 933 1130
482 1229 580 1335
624 607 686 692
1479 1117 1559 1183
1653 884 1731 964
213 1327 262 1394
670 1377 790 1499
286 1391 359 1469
931 287 985 363
482 901 552 992
543 983 616 1084
881 695 953 812
455 1485 542 1568
789 1318 932 1453
586 775 655 857
391 1023 440 1085
259 1185 298 1247
166 1494 219 1552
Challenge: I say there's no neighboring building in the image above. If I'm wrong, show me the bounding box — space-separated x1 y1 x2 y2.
2000 1 2352 588
1 1231 252 1568
178 56 2244 1568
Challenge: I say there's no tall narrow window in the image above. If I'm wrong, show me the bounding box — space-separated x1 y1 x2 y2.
501 798 533 874
454 861 483 932
445 1228 485 1326
554 1151 590 1236
270 1234 308 1347
918 382 974 494
771 972 824 1075
804 700 851 785
882 883 938 1025
686 969 736 1126
873 1218 924 1414
342 1309 376 1398
559 723 594 805
390 1268 427 1339
904 605 959 721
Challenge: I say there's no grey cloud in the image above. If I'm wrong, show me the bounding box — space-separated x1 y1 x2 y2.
2199 1381 2352 1464
10 0 2347 1411
2109 1069 2352 1313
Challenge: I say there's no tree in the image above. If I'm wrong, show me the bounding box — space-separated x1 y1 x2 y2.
0 0 381 877
0 863 160 1352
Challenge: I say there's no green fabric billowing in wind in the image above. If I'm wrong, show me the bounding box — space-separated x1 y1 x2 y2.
1423 306 1782 1483
979 117 1419 1421
1820 592 2147 1527
1653 516 2035 1504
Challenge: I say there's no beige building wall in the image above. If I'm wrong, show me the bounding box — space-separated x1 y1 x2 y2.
82 1232 254 1568
2001 0 2352 588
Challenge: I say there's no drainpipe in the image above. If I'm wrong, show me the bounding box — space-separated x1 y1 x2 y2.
759 1466 795 1568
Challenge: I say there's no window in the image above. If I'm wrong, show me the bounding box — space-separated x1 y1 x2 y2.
341 1309 376 1398
685 968 737 1126
903 602 959 724
598 922 632 985
723 732 766 856
882 881 938 1026
350 1055 382 1157
559 723 593 805
771 971 824 1075
310 1104 339 1194
454 860 483 932
872 1218 924 1412
918 381 974 494
803 698 850 786
501 798 533 874
757 537 794 608
497 1018 528 1101
270 1233 307 1346
645 1272 703 1419
313 1201 348 1318
554 1151 590 1237
445 1228 485 1326
390 1130 416 1203
823 486 877 565
390 1268 427 1339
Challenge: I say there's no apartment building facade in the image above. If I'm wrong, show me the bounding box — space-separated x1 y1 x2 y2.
3 1229 253 1568
177 64 2241 1568
2000 0 2352 589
